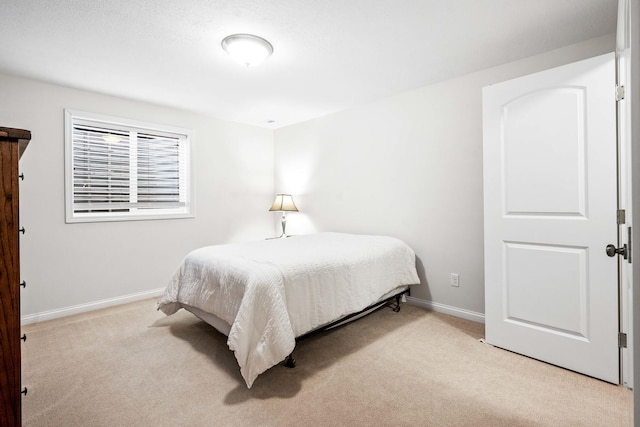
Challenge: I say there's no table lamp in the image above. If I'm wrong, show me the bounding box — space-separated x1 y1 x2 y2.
269 194 298 238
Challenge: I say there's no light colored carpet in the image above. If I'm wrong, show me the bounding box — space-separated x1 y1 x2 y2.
21 298 631 426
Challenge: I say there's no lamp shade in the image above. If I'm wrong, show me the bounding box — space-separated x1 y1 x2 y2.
269 194 298 212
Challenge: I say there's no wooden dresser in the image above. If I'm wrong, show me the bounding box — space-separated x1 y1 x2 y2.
0 127 31 427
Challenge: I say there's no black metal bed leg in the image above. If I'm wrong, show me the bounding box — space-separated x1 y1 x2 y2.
284 353 296 368
392 294 402 312
387 293 403 312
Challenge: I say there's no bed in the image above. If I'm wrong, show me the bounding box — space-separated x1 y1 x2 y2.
157 232 420 388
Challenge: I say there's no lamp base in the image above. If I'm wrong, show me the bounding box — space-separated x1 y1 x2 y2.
267 210 295 239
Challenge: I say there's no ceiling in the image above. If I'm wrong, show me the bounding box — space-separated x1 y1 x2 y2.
0 0 617 129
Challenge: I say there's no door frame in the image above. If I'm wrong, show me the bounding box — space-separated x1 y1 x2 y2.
617 0 635 390
617 0 640 422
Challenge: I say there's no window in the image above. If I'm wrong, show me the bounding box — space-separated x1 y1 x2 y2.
64 109 194 223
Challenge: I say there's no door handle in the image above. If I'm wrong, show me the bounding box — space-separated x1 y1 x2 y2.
606 244 628 259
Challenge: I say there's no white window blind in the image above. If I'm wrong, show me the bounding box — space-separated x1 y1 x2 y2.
65 109 193 222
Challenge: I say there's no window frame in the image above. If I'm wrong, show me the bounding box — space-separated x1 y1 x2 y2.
64 109 195 223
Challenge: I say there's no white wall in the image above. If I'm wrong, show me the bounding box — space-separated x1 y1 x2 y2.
274 34 616 318
0 73 275 322
1 34 617 323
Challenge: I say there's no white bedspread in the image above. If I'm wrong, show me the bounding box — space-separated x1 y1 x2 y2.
157 232 419 388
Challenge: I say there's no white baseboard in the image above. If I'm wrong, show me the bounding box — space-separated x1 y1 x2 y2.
21 291 484 326
406 296 485 324
21 288 165 325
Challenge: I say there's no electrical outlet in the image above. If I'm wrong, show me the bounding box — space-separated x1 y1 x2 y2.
450 273 459 287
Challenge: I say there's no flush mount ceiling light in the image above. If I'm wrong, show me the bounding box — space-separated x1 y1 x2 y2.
221 33 273 67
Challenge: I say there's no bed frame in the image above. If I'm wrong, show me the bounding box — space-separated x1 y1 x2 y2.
283 287 410 368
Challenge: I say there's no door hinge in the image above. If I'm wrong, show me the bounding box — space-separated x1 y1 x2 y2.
619 332 628 348
618 209 626 225
616 85 625 101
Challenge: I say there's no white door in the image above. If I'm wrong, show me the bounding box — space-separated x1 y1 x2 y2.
483 53 619 383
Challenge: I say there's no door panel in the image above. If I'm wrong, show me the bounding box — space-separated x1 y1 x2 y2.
483 53 618 383
504 242 588 338
503 88 587 216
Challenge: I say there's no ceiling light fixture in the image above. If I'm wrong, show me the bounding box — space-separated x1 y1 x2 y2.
221 33 273 67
